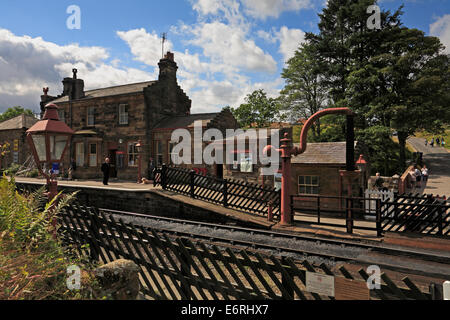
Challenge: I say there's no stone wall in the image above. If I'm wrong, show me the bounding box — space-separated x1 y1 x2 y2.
57 92 150 181
15 181 268 228
0 128 33 170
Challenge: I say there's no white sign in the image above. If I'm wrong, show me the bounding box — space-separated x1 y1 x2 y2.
444 281 450 300
306 271 335 297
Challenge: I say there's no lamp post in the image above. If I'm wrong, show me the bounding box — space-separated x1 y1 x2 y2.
26 103 74 202
136 140 143 183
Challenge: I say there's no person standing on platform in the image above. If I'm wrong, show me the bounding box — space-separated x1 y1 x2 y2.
421 165 429 182
101 158 111 186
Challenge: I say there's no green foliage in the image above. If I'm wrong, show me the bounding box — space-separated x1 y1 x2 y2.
0 177 98 300
3 164 21 176
231 89 283 128
280 42 327 136
356 126 404 176
0 106 35 123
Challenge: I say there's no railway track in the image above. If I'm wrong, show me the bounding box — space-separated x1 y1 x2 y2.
102 208 450 280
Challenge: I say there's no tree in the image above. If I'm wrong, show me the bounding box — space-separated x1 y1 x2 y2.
231 90 282 128
280 42 327 138
0 106 35 123
348 27 450 169
306 0 403 107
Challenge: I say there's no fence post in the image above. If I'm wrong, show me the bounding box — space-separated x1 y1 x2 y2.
161 164 167 190
190 170 195 199
317 196 321 224
376 199 382 237
346 198 353 234
223 179 228 207
267 200 273 222
438 205 443 236
281 256 294 300
179 244 192 300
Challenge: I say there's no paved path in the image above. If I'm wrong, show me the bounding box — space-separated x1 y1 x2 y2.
408 137 450 197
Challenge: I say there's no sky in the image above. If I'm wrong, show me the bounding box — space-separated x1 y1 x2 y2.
0 0 449 114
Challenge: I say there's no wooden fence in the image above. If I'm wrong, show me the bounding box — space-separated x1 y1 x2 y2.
57 204 437 300
154 165 281 218
381 194 450 236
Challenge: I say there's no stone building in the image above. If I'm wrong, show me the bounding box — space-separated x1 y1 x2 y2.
40 52 237 180
0 114 38 170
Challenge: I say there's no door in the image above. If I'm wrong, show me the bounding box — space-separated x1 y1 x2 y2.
216 164 223 179
108 150 117 178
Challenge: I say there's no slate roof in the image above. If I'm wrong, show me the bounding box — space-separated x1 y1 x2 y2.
51 81 157 103
292 141 358 165
154 113 219 129
0 114 39 131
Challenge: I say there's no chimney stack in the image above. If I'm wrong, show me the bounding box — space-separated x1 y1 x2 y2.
158 52 178 83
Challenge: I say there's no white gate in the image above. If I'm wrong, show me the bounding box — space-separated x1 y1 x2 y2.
365 189 395 219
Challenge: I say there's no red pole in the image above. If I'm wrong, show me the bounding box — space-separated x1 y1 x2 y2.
280 133 293 225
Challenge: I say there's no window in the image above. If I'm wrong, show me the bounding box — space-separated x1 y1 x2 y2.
75 143 84 167
87 107 95 126
298 176 320 195
89 143 97 167
240 153 253 173
119 104 129 125
168 141 178 165
58 109 65 123
128 142 138 167
155 140 163 167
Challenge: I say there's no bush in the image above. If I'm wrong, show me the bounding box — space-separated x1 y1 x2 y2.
0 176 99 300
25 169 39 178
3 163 21 176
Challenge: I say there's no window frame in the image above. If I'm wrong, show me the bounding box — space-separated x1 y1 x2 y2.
155 140 163 167
75 142 85 167
298 175 320 195
87 107 95 127
119 104 129 125
58 109 65 123
128 142 139 167
88 143 98 167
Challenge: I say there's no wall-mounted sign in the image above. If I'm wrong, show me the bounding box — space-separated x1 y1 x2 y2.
13 152 19 164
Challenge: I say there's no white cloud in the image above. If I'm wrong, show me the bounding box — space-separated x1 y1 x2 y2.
117 28 172 66
0 28 154 113
430 14 450 54
242 0 312 19
186 21 277 73
276 26 306 62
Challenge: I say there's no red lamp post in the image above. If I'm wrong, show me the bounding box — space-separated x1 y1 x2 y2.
136 140 143 183
26 103 74 202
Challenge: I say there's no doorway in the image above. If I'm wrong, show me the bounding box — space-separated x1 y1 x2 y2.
108 150 118 178
216 164 223 179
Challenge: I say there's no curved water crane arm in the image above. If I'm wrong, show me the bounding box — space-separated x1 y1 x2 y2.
293 107 354 156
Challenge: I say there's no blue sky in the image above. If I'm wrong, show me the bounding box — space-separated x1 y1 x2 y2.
0 0 449 114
